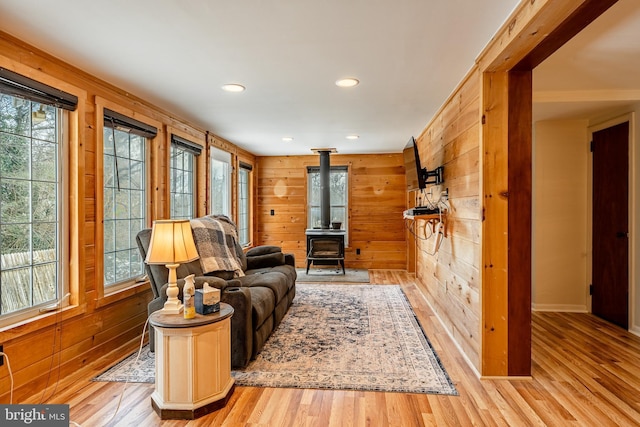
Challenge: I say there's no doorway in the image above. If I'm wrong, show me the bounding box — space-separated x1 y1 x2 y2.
591 121 630 328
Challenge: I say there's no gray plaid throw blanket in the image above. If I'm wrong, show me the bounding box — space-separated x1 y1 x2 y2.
190 215 245 277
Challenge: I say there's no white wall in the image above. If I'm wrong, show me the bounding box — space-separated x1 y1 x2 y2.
533 119 589 311
586 105 640 336
533 106 640 335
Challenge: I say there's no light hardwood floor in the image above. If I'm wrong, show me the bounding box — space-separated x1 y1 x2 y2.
24 270 640 426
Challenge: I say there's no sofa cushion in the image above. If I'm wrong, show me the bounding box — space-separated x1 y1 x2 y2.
248 286 275 329
264 265 297 290
239 270 289 302
274 295 290 327
253 316 274 359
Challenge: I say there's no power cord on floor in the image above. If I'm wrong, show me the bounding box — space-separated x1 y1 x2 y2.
0 313 149 427
36 293 69 405
51 315 148 427
0 353 81 427
0 351 14 404
105 317 150 426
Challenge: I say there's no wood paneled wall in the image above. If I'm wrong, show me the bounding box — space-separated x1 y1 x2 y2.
0 1 618 400
413 70 483 369
0 31 253 403
255 154 406 269
413 0 619 376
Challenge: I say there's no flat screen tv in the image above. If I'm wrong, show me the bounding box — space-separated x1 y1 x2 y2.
403 136 426 191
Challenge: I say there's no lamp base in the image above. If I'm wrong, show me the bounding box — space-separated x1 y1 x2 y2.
161 299 184 314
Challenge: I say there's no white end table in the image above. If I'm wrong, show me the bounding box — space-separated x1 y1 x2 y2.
149 303 234 420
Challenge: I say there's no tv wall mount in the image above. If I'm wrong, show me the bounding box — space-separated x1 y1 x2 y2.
420 166 444 186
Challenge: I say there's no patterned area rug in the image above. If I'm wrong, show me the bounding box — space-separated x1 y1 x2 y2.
234 284 457 394
92 345 154 383
295 268 369 283
93 284 457 395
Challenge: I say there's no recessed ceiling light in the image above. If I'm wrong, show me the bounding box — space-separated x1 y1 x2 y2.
221 84 245 92
282 137 294 142
346 135 359 140
335 78 359 88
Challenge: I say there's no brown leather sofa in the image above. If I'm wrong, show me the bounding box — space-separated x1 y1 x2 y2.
136 227 296 368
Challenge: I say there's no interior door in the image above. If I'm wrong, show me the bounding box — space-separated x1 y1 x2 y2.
592 121 629 329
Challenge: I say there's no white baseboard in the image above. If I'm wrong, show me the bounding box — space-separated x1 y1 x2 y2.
532 303 588 313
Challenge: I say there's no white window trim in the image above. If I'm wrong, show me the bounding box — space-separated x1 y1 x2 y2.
210 146 232 217
237 164 251 246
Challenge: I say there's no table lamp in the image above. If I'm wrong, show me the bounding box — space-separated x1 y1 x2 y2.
145 219 199 314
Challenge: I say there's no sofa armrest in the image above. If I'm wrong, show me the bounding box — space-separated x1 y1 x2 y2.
159 275 231 300
246 245 281 257
221 285 253 368
194 275 229 291
284 253 295 267
246 252 286 270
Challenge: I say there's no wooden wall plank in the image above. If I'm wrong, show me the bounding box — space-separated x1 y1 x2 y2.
0 30 249 403
413 70 483 370
255 153 406 269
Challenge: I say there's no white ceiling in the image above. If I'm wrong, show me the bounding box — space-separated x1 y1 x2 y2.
533 0 640 122
0 1 638 155
0 0 519 155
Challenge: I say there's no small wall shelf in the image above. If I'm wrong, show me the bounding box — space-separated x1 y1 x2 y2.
403 210 447 237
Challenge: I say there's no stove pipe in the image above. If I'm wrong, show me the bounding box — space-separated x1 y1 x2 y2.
319 150 331 229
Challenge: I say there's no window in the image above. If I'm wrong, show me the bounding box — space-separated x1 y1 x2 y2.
210 146 231 216
0 68 77 324
170 134 202 220
103 109 156 288
307 166 349 244
237 162 252 246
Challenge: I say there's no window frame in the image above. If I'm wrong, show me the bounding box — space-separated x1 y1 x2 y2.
96 98 160 297
237 161 253 247
0 64 82 327
307 165 349 246
102 124 147 289
0 98 69 326
210 146 232 217
169 137 200 220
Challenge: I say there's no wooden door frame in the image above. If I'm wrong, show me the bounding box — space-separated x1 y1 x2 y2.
477 0 619 376
587 113 636 324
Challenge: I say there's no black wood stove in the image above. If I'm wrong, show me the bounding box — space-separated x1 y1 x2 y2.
305 229 345 274
305 148 345 274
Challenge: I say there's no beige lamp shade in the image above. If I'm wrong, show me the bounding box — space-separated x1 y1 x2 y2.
145 219 199 265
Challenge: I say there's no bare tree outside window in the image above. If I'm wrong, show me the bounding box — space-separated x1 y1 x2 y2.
103 126 146 287
307 166 348 245
210 147 231 216
0 94 61 316
170 144 195 219
238 165 250 245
